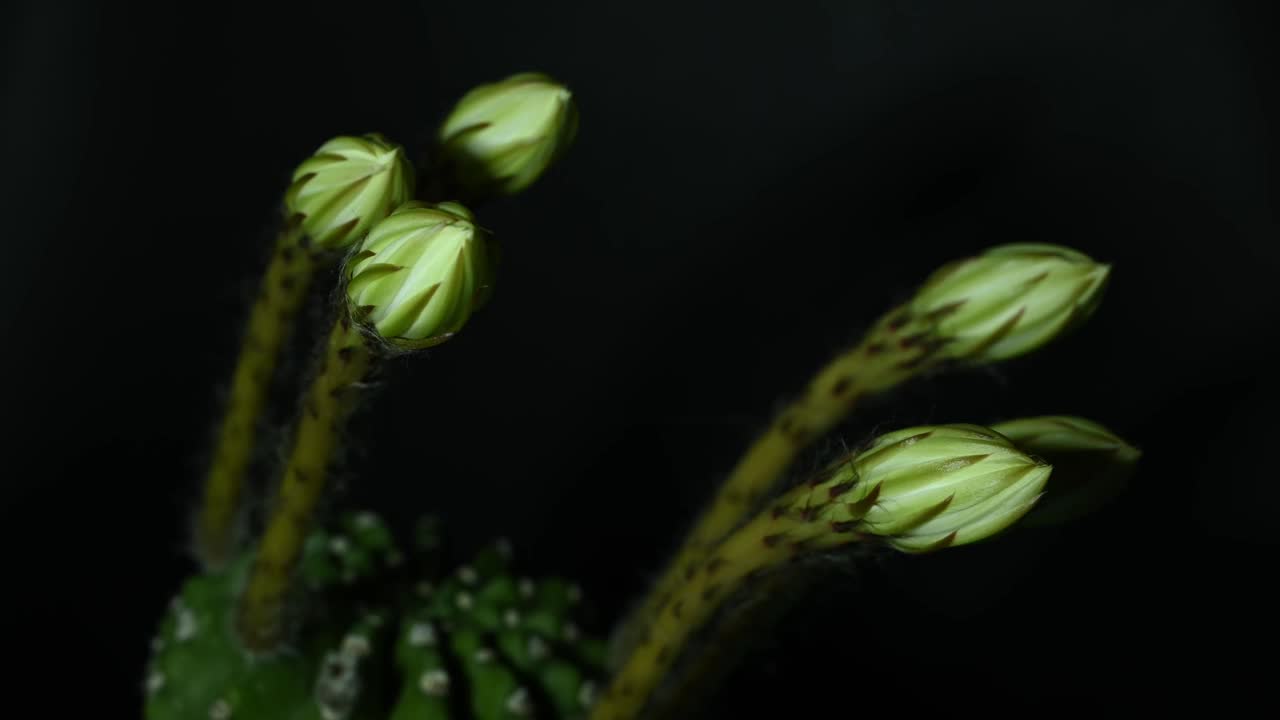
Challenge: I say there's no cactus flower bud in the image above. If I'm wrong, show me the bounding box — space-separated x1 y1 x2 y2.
991 415 1140 527
285 133 415 250
345 201 493 351
438 72 578 197
820 424 1051 552
907 243 1110 362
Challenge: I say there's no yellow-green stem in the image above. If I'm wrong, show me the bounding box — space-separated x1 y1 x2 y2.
645 570 817 719
236 318 372 652
592 491 856 720
196 215 316 568
615 304 935 660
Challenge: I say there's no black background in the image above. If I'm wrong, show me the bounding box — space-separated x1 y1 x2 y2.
3 0 1276 715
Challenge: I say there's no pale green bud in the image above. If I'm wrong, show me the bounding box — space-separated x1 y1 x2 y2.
907 243 1110 362
345 201 494 350
438 73 578 197
990 415 1140 527
285 133 415 251
819 424 1051 552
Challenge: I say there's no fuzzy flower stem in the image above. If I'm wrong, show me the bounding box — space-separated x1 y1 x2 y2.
645 569 818 720
236 317 372 652
612 304 930 660
617 242 1107 659
196 215 316 569
599 421 1050 717
592 488 855 720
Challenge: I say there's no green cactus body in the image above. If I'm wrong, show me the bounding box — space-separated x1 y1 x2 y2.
144 556 388 720
150 514 602 720
389 541 603 720
301 512 404 592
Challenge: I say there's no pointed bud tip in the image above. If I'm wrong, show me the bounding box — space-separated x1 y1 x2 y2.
438 72 578 198
285 133 416 251
907 243 1111 364
840 424 1054 550
345 202 493 351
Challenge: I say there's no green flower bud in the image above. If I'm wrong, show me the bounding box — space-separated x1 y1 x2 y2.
820 424 1051 552
907 243 1110 362
285 133 415 250
991 415 1140 527
438 72 578 197
345 201 494 350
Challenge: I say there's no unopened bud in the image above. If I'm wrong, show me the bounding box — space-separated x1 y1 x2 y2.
285 133 415 250
991 415 1139 527
345 201 494 350
438 73 578 197
907 243 1110 362
820 424 1051 552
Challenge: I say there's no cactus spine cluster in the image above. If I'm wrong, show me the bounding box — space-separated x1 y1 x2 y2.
389 542 605 720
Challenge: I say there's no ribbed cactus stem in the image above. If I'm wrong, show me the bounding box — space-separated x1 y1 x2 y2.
592 490 856 720
236 317 372 652
614 303 938 660
197 215 317 569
